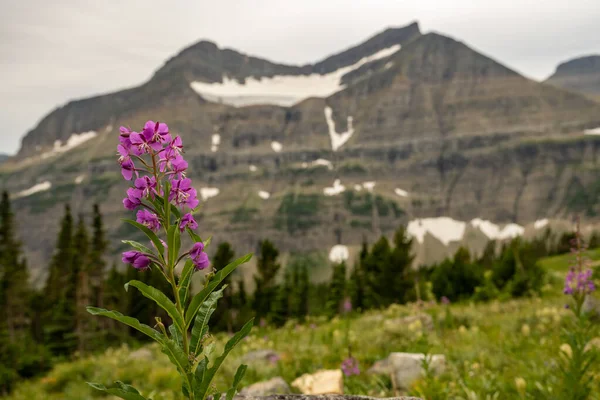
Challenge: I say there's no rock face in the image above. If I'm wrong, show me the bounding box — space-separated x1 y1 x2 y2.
369 353 446 390
292 370 344 395
546 55 600 98
233 395 421 400
3 22 600 280
238 377 291 396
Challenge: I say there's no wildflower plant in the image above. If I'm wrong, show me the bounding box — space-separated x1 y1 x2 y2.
556 218 597 399
86 121 253 400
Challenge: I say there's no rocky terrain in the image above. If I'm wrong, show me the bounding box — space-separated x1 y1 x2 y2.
2 22 600 282
546 55 600 99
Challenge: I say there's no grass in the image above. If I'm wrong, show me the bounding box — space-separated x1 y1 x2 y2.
5 252 600 400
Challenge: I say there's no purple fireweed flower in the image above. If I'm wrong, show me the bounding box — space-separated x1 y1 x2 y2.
259 318 267 328
159 148 178 172
166 135 183 155
343 298 352 313
179 213 198 232
123 187 142 210
267 353 280 365
189 242 209 270
117 145 135 180
441 296 450 305
130 125 163 154
564 219 596 297
170 178 199 209
134 176 158 200
341 357 360 376
122 250 151 270
142 120 172 145
170 155 188 176
136 209 160 232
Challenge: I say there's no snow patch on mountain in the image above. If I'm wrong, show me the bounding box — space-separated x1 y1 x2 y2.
324 107 354 151
74 175 85 184
354 184 362 192
362 181 376 192
14 181 52 198
324 179 345 196
249 165 258 172
190 45 401 107
394 188 408 197
200 187 220 201
271 141 283 153
584 127 600 135
309 159 333 170
534 219 549 229
258 190 270 200
211 134 221 152
329 245 349 263
470 218 524 240
41 131 97 159
408 217 466 245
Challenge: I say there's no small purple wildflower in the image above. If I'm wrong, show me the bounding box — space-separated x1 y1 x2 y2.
130 124 163 154
134 176 158 199
142 120 171 145
341 356 360 376
117 145 135 180
441 296 450 305
136 209 160 232
189 242 209 270
259 318 267 328
343 298 352 313
564 220 596 297
171 155 188 176
267 353 280 365
170 178 200 209
179 213 198 232
122 250 151 270
123 187 142 210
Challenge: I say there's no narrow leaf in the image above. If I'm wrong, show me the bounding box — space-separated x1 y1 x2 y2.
170 203 182 219
185 254 252 326
195 319 253 400
122 240 155 256
179 259 195 305
226 365 248 400
190 287 226 355
161 338 191 375
86 307 162 342
193 357 209 397
169 324 183 349
123 219 165 258
167 225 179 267
126 280 185 334
87 382 148 400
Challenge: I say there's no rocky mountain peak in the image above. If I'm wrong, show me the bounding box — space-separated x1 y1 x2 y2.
545 55 600 98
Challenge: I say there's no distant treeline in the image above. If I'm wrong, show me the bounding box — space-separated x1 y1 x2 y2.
0 191 595 393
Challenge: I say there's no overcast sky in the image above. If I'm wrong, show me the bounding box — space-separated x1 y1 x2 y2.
1 0 599 155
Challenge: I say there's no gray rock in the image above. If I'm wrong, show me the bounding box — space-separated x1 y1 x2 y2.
239 377 291 396
242 349 280 364
233 395 421 400
292 370 343 395
583 295 600 318
127 348 153 361
368 352 446 390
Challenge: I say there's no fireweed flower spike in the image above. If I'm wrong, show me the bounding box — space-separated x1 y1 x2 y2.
341 356 360 376
88 119 253 400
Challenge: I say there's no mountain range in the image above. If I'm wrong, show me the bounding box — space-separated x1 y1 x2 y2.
2 22 600 282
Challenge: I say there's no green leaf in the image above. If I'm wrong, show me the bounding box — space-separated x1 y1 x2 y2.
178 259 195 305
161 338 191 375
125 280 185 335
167 225 181 269
86 307 162 342
122 240 155 256
194 319 253 400
193 357 209 398
190 287 225 356
169 324 183 349
214 393 222 400
185 254 252 327
226 365 248 400
123 219 165 258
203 236 213 248
187 229 203 244
170 203 181 219
87 382 148 400
164 180 171 226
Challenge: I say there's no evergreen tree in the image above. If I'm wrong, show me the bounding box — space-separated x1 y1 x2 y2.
89 204 107 310
103 263 128 342
326 261 347 317
431 247 483 301
253 240 281 320
589 231 600 249
211 242 235 332
478 240 497 269
349 239 368 311
362 236 391 309
0 191 30 341
271 266 292 326
73 215 91 353
44 204 78 356
386 226 414 304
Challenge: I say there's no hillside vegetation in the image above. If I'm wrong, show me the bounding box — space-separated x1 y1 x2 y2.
5 250 600 400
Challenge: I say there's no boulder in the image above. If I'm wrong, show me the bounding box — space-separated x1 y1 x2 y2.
242 349 280 364
583 295 600 319
238 377 291 396
292 369 344 395
368 352 446 389
127 348 153 361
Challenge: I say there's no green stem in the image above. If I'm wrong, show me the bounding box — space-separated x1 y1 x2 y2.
171 267 189 356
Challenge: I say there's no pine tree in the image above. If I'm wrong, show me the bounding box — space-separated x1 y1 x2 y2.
349 239 368 311
104 263 128 342
253 240 281 320
89 204 107 310
212 242 235 332
73 215 91 353
297 264 309 318
44 204 78 356
326 261 347 317
362 236 391 309
0 191 30 341
386 226 415 304
271 266 292 326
